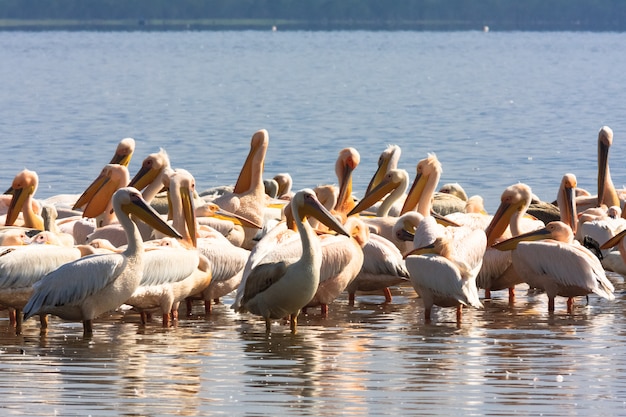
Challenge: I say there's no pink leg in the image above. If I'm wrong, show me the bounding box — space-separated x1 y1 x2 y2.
383 287 393 303
320 304 328 318
508 287 515 304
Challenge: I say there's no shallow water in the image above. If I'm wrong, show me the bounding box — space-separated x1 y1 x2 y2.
2 276 626 416
2 30 626 416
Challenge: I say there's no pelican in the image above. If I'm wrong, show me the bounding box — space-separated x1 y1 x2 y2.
210 129 269 249
481 183 544 301
404 215 485 324
273 172 294 200
345 231 410 305
348 168 411 251
23 187 183 336
494 221 615 313
123 170 215 326
232 189 349 333
575 126 622 213
127 148 173 211
4 169 44 231
361 144 403 215
109 137 136 166
74 164 132 247
0 237 82 332
303 216 367 316
331 147 361 221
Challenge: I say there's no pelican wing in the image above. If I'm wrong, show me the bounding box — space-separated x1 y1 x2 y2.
407 254 482 308
516 241 614 298
238 261 289 309
319 235 357 281
362 234 409 279
23 253 127 318
0 246 81 289
141 248 200 286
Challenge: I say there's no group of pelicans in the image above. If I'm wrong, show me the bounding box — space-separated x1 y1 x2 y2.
0 126 624 336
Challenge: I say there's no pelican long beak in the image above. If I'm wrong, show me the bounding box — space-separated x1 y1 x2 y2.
301 196 350 237
233 130 267 194
400 172 426 215
124 193 182 239
365 157 391 195
217 208 263 229
348 174 399 217
128 164 161 192
492 227 552 251
81 175 124 219
597 127 610 208
403 243 436 259
335 164 355 215
559 184 577 234
431 210 461 227
180 185 197 247
600 229 626 250
110 151 132 167
73 170 110 211
5 186 33 226
484 199 527 247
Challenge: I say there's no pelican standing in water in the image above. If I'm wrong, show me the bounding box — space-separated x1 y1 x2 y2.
481 183 544 302
23 187 182 336
232 189 349 333
404 215 485 324
495 221 614 313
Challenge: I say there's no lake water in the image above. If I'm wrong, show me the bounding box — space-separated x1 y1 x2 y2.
1 30 626 416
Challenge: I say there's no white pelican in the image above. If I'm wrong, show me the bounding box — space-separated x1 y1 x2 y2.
22 187 183 336
4 169 44 231
127 148 173 209
404 215 485 324
124 170 216 326
361 144 403 215
575 126 622 213
273 172 294 200
232 189 349 333
74 164 132 247
333 147 361 219
495 221 615 313
345 231 410 305
481 183 544 301
126 238 212 327
210 129 269 249
348 168 411 251
305 216 367 316
0 238 82 332
109 137 136 167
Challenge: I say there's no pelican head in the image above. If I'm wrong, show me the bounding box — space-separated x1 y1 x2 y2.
335 147 360 215
295 188 350 237
109 137 136 167
348 168 408 217
485 183 533 247
400 153 442 216
128 148 171 192
5 169 42 229
75 164 130 218
115 187 182 239
557 173 577 233
597 126 614 208
365 144 402 194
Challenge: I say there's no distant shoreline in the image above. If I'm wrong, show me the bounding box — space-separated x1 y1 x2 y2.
0 18 621 32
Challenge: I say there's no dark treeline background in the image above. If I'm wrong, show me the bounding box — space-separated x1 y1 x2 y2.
1 0 626 31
